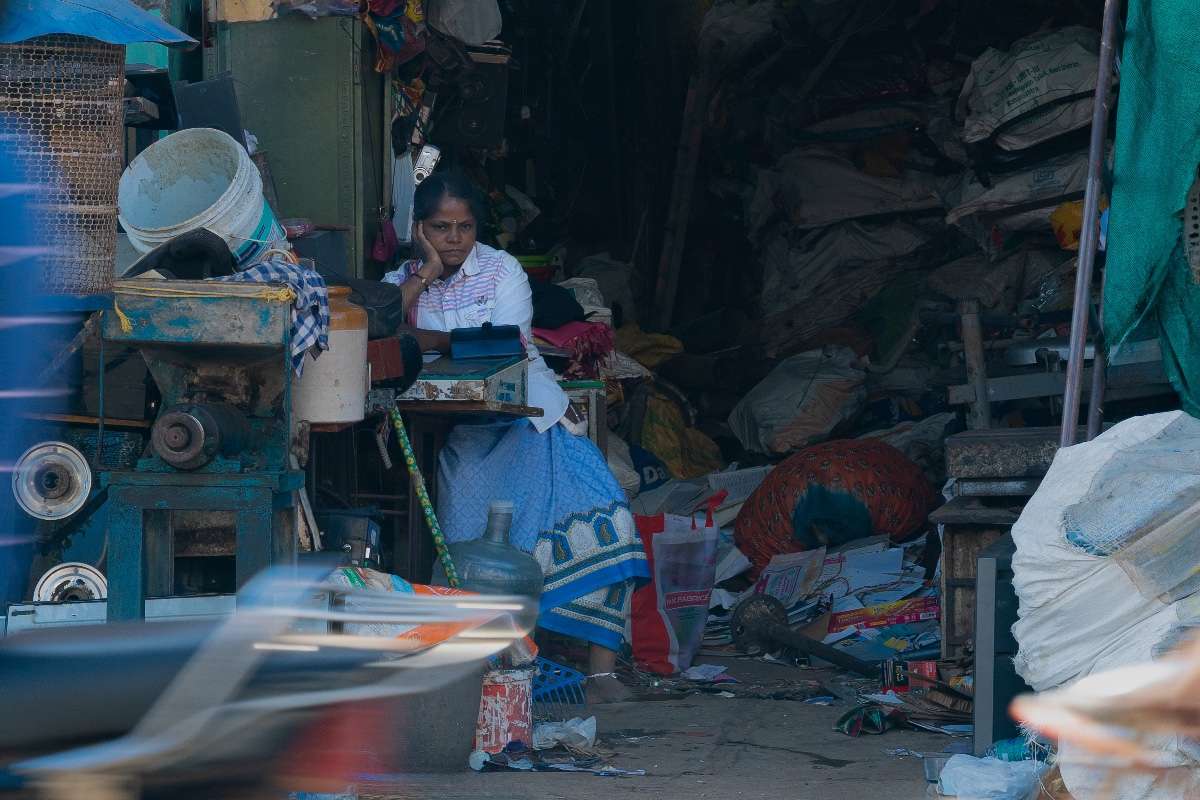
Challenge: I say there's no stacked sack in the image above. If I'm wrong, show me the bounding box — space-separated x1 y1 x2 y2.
1011 412 1200 800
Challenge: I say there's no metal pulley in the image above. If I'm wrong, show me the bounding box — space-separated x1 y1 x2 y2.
33 562 108 602
11 441 92 521
151 402 249 470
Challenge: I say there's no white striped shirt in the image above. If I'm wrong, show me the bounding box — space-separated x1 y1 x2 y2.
383 243 568 432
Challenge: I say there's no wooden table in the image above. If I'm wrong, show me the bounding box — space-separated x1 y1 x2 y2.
389 399 542 583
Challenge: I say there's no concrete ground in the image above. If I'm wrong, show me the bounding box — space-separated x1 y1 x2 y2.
362 659 953 800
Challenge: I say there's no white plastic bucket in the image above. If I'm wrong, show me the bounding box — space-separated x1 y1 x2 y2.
117 128 285 266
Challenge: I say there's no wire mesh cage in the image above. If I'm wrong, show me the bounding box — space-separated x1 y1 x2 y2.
0 35 125 295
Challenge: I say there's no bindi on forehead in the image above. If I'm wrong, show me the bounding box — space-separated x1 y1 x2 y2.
431 196 475 222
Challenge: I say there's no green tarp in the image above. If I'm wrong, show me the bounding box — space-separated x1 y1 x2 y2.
1104 0 1200 414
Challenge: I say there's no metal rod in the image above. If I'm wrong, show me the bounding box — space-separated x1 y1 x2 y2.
1060 0 1122 448
1087 258 1112 440
97 318 105 468
36 311 101 387
1087 348 1108 438
1084 250 1108 441
761 618 876 677
732 596 875 677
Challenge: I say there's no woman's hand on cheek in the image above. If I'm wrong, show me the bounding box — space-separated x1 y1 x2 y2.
412 222 444 282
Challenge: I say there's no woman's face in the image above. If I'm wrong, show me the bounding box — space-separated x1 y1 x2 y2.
422 195 477 268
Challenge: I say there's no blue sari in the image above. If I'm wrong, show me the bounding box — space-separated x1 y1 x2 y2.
437 419 649 650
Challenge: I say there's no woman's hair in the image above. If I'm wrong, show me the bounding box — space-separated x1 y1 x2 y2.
412 170 489 224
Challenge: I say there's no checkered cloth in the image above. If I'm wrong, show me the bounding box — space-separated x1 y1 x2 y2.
218 258 330 374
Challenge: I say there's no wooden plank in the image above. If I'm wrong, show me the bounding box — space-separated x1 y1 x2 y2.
24 412 151 429
930 496 1022 527
956 479 1041 497
653 72 711 326
959 300 991 430
393 401 543 418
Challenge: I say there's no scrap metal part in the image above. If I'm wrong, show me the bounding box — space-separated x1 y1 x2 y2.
33 562 108 602
11 441 93 521
151 402 249 470
730 593 790 652
730 594 876 677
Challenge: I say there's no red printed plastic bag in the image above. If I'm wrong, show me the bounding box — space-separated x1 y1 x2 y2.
631 509 720 675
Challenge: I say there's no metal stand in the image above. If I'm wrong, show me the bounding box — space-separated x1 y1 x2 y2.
99 280 304 622
104 471 301 621
1060 0 1122 447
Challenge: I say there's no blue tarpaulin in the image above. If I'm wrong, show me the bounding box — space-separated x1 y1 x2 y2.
0 0 195 46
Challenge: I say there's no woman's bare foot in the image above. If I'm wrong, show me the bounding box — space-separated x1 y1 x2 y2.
588 674 633 704
587 643 633 703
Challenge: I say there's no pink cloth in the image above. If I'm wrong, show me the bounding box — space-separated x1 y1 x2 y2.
532 321 614 380
532 321 604 348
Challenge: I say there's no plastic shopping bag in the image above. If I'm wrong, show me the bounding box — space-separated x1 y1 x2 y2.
631 506 720 675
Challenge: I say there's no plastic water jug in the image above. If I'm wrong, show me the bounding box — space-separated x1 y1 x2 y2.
438 500 543 598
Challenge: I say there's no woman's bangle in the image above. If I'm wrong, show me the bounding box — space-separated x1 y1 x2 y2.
412 274 430 291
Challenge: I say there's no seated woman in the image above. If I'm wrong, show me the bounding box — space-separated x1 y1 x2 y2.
383 172 648 701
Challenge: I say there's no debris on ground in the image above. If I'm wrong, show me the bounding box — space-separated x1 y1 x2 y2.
937 754 1050 799
534 717 598 751
621 661 828 703
470 741 646 777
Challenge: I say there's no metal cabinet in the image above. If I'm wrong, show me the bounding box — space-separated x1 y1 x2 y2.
974 534 1032 755
204 15 385 276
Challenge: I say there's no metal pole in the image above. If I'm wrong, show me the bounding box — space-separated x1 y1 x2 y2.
1060 0 1122 448
1087 277 1109 440
1086 350 1107 438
